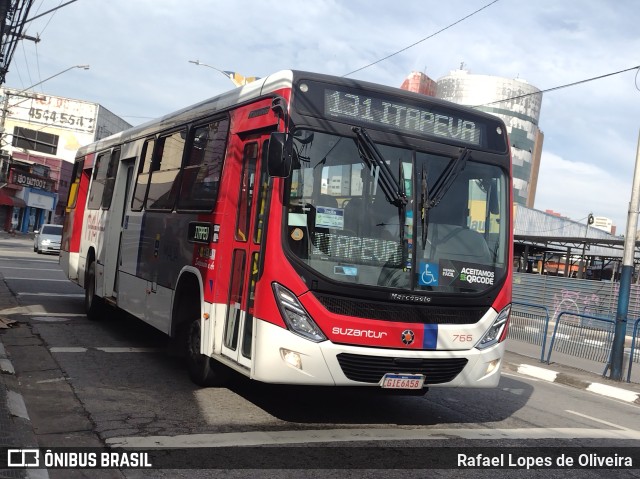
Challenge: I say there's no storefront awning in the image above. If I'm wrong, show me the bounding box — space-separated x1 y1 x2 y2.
0 189 26 207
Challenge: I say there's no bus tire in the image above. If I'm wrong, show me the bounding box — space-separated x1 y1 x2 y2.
183 300 229 387
84 260 104 320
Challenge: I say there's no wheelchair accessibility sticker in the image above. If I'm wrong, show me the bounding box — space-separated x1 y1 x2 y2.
418 262 439 286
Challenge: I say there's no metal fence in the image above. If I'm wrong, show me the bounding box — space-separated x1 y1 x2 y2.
545 312 615 364
509 302 550 362
628 318 640 382
513 273 633 325
511 273 640 383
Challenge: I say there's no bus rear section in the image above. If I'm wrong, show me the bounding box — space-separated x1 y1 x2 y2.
61 154 93 283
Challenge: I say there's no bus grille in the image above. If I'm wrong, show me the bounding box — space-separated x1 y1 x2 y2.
314 293 486 324
336 353 468 384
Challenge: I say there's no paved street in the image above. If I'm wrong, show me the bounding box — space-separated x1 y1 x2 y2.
1 231 640 478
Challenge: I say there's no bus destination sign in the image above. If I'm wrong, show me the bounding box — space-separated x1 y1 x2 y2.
188 222 213 244
325 88 481 146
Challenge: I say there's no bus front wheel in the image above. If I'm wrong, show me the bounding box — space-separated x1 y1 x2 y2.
184 305 229 387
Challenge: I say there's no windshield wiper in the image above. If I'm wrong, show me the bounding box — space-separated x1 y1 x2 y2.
420 165 429 248
352 127 407 207
420 148 471 248
428 148 471 209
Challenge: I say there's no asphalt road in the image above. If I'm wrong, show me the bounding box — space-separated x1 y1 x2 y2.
1 234 639 478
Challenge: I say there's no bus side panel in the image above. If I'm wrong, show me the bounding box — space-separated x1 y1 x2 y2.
116 271 147 322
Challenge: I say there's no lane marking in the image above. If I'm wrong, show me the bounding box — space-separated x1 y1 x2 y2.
32 317 74 322
106 427 640 448
17 293 84 298
5 277 69 282
565 409 632 431
96 347 163 353
50 347 162 353
36 377 69 384
0 258 58 264
2 267 61 271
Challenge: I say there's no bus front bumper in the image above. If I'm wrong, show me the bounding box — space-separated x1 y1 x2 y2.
251 319 504 388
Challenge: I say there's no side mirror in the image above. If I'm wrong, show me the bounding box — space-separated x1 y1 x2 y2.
267 132 292 178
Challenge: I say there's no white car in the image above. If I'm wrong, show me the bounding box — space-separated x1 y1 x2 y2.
33 224 63 254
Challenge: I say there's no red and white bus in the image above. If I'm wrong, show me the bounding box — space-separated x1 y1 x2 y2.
61 70 512 391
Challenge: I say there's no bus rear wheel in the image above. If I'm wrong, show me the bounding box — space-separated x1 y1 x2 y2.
84 260 104 320
183 302 229 387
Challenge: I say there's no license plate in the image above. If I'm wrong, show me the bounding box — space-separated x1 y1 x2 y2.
380 373 425 390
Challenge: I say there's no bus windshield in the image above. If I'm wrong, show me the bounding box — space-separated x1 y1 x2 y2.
284 129 509 294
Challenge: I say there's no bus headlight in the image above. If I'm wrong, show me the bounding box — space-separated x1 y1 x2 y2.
476 304 511 350
272 283 327 342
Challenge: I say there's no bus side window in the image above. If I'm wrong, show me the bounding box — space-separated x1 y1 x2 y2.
101 148 121 209
87 152 108 210
146 129 186 210
131 139 155 211
235 142 258 241
177 117 229 211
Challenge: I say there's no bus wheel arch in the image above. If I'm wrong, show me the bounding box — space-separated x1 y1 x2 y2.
173 273 229 387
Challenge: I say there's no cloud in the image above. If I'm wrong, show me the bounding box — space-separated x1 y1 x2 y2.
534 151 632 231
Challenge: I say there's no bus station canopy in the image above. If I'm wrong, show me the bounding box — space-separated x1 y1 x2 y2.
513 205 640 261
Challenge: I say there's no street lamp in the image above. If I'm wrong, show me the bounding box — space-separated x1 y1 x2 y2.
13 64 90 95
188 59 232 81
188 60 259 87
2 64 90 129
1 64 90 131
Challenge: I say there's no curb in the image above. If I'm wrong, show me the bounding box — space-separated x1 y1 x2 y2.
1 337 32 421
504 361 640 405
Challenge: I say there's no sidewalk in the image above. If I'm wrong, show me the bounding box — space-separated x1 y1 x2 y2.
0 273 40 479
503 343 640 405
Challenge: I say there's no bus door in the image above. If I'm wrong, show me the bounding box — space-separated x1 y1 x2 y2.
220 138 269 369
103 157 135 300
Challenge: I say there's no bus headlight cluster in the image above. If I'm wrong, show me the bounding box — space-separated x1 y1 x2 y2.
476 304 511 350
272 283 327 342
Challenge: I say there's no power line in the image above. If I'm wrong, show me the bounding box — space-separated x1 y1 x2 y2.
476 65 640 107
342 0 500 77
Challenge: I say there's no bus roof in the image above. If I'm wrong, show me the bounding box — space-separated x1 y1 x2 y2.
77 70 507 157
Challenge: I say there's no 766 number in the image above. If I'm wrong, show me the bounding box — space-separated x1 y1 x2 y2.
453 334 473 342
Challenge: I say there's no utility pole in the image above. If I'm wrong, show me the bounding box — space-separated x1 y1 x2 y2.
609 130 640 380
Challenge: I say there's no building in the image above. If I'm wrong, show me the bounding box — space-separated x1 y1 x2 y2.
0 88 131 232
435 69 544 207
400 71 437 97
591 216 615 235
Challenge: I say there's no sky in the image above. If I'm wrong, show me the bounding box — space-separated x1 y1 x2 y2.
5 0 640 233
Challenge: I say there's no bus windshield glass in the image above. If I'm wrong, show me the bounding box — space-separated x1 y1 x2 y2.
283 129 509 294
